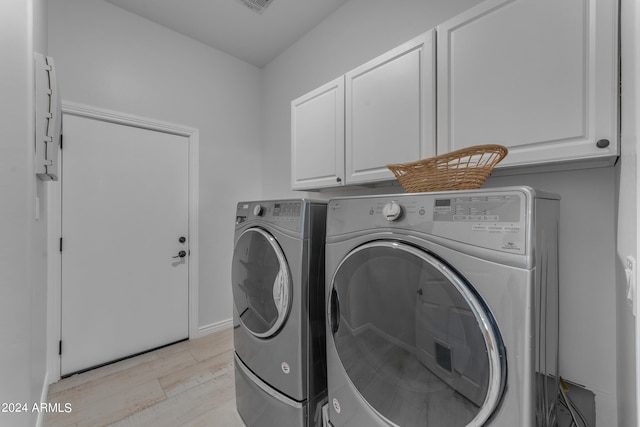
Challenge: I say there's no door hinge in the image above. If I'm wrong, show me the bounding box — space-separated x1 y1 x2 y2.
58 340 62 355
59 133 63 150
59 237 63 253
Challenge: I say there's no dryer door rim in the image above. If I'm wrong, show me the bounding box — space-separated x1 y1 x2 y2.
233 227 292 339
327 239 507 427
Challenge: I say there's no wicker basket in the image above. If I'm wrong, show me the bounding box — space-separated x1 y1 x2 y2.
386 144 508 193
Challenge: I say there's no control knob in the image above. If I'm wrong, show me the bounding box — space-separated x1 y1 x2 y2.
253 205 264 216
382 201 402 221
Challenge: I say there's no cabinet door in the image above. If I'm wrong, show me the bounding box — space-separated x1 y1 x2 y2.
291 77 345 190
345 30 436 184
437 0 618 170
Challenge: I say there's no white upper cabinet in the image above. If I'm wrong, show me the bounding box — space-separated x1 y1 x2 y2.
291 0 619 190
291 76 345 190
345 30 436 184
290 30 435 190
436 0 619 170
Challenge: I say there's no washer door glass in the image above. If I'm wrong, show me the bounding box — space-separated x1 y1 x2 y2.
232 227 291 338
329 241 506 427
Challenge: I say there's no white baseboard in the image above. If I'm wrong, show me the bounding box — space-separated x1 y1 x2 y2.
197 318 233 338
35 371 50 427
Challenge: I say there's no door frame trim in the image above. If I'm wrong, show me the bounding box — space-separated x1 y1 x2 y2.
47 101 200 382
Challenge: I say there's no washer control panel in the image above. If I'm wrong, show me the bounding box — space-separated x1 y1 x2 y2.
328 189 533 255
432 194 521 223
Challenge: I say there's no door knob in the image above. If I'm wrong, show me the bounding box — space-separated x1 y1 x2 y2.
173 250 187 259
179 236 186 243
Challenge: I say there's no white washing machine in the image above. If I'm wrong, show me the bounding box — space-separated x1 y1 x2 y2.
232 199 328 427
324 187 559 426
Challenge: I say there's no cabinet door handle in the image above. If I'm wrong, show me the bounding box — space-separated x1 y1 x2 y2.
336 177 342 183
596 139 610 148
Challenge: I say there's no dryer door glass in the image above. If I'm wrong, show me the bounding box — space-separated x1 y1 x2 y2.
232 227 291 338
329 241 506 427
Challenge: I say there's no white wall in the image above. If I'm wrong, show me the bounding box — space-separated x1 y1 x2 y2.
618 0 639 425
47 0 263 330
262 0 623 424
0 0 49 425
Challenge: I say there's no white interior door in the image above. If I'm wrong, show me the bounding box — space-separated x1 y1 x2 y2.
60 114 189 376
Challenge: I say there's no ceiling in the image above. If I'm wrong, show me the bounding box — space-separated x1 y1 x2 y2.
105 0 350 68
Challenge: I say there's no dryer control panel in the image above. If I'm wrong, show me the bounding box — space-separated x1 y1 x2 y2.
235 200 304 233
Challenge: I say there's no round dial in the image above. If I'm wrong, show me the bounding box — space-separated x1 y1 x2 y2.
382 201 402 221
253 205 264 216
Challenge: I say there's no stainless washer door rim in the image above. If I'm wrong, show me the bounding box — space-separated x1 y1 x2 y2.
234 227 292 339
328 240 507 427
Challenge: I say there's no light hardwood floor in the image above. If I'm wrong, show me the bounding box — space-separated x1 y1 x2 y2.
44 327 246 427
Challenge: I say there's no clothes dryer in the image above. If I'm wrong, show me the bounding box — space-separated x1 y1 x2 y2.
232 199 327 427
325 187 559 426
